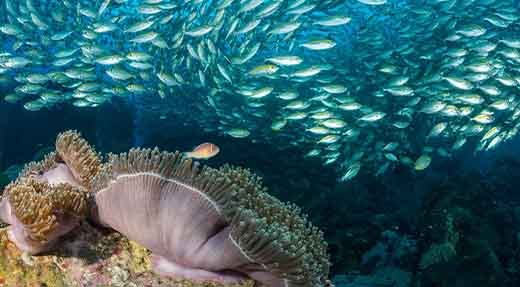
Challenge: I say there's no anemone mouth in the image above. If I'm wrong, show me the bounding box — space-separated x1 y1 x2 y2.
0 177 88 253
55 130 102 189
91 148 331 287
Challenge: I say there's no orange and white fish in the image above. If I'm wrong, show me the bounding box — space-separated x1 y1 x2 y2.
184 143 220 160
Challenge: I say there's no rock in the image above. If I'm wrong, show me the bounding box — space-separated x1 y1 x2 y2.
0 223 255 287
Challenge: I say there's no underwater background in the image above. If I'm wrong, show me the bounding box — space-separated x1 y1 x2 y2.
1 0 520 286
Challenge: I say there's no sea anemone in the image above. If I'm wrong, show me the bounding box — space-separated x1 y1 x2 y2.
0 130 100 254
1 131 330 286
0 178 88 254
91 148 331 287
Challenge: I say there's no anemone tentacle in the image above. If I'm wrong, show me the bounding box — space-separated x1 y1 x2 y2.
1 178 88 253
19 152 59 179
221 167 330 287
56 130 102 189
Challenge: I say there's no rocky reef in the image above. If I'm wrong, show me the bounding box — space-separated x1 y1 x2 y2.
328 155 520 287
0 221 255 287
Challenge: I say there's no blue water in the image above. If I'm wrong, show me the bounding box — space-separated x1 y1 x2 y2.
1 0 520 286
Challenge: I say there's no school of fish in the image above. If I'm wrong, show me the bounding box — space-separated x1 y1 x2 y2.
0 0 519 181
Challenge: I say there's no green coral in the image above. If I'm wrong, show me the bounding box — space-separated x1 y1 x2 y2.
418 210 461 271
416 176 508 287
419 242 456 270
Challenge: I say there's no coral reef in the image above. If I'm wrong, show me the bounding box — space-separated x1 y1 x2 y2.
361 230 417 273
329 230 415 287
418 242 456 271
0 131 331 287
418 213 459 271
415 175 509 287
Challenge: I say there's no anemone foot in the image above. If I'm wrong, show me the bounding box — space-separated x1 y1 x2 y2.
151 254 247 284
